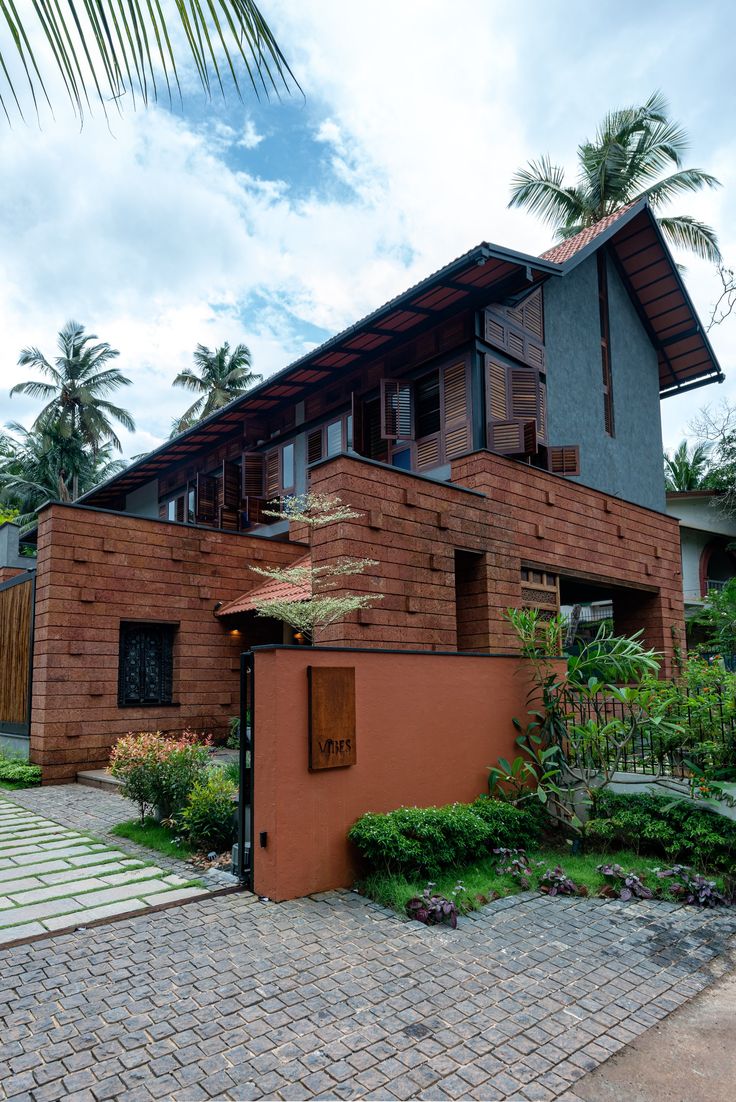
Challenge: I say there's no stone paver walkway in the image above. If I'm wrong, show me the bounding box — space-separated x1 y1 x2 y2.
0 797 213 946
0 885 734 1100
2 783 237 885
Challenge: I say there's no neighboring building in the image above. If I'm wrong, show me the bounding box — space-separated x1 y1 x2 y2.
0 199 725 780
666 491 736 615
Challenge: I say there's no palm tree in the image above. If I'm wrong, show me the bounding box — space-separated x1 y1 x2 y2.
11 321 134 499
664 440 712 491
172 342 262 431
0 3 296 124
0 422 126 528
509 92 721 262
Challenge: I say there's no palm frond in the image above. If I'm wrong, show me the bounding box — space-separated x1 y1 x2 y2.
0 1 299 122
641 169 721 208
658 215 722 263
9 379 57 400
508 156 586 227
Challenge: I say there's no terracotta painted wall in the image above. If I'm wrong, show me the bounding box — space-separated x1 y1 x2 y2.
252 646 538 901
31 504 305 781
307 452 684 672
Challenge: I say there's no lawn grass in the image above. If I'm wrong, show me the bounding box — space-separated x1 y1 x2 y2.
110 818 198 860
358 846 696 916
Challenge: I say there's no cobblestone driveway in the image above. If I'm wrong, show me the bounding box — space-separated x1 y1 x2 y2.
1 882 734 1101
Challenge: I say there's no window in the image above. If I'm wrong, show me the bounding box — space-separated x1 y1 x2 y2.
326 419 342 457
415 371 441 438
597 251 614 436
281 442 295 491
118 622 175 707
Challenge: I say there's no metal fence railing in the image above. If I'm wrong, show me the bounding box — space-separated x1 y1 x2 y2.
554 692 736 780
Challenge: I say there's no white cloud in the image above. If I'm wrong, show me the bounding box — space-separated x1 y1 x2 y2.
0 0 734 466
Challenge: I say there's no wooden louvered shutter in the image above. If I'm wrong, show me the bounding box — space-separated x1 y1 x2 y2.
538 380 547 443
175 495 185 523
485 313 508 353
509 369 539 422
195 474 217 524
489 420 526 454
486 356 509 421
380 378 414 440
242 453 264 497
307 428 323 466
443 361 471 459
158 503 167 520
416 436 441 470
264 450 280 498
549 445 580 477
522 288 544 340
351 392 365 455
222 460 240 509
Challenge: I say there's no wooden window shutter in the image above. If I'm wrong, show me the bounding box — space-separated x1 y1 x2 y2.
307 428 323 466
523 420 538 456
549 445 580 477
242 453 263 497
486 356 508 421
175 495 185 523
489 420 525 454
522 288 544 340
158 503 167 520
222 460 240 510
509 369 539 421
485 312 508 352
538 381 547 443
195 474 217 523
443 361 470 458
351 392 366 455
264 450 280 498
416 436 441 470
380 378 414 440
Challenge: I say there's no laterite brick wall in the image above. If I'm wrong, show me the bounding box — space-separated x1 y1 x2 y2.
308 452 684 671
31 504 304 781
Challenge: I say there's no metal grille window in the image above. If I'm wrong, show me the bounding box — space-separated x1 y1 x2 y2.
118 622 175 707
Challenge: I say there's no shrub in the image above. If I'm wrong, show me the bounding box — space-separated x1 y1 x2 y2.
0 757 41 787
181 770 237 851
348 798 541 877
585 790 736 872
109 730 211 822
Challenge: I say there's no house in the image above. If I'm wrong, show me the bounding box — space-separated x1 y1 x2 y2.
666 490 736 616
0 199 725 783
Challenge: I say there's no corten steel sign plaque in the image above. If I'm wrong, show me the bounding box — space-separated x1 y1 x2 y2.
307 666 356 770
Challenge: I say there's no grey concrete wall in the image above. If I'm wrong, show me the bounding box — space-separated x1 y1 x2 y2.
124 478 159 518
544 253 665 512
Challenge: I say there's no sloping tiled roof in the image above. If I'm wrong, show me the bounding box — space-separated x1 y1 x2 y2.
540 204 636 264
216 555 311 617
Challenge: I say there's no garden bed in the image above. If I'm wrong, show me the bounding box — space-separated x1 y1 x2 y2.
357 846 732 918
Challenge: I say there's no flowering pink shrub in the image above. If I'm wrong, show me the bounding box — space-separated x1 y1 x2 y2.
110 730 211 822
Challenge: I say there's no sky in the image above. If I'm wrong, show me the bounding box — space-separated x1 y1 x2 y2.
0 0 735 460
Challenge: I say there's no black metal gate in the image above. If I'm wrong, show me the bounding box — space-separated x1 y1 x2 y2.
236 651 254 886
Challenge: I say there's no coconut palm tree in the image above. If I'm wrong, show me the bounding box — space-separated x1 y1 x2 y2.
0 2 296 124
509 92 721 262
664 440 712 491
0 422 126 528
172 342 261 431
11 321 134 498
12 320 135 449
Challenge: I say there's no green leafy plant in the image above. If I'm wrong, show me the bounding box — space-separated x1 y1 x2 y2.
109 730 211 822
181 770 237 852
0 757 41 787
585 790 736 872
348 799 541 878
